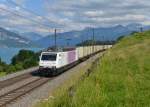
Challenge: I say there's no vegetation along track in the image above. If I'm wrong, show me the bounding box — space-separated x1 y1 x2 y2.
0 77 51 107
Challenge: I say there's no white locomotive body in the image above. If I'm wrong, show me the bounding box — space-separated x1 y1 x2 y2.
39 48 78 70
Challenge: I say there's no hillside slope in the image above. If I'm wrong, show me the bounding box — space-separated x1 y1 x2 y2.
21 32 43 41
0 27 39 48
37 31 150 107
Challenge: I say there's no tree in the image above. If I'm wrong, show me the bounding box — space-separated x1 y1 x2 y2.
11 50 36 65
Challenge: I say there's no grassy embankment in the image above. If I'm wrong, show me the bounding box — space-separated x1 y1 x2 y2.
36 31 150 107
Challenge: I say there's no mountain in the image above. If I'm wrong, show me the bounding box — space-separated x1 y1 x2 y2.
36 30 83 47
0 27 39 48
143 25 150 31
3 23 148 48
36 25 132 47
126 23 143 31
21 32 43 41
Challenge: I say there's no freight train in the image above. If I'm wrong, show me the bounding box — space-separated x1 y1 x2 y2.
39 45 112 75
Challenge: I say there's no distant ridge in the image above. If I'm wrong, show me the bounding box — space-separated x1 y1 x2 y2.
21 32 43 41
0 27 39 48
36 25 131 47
36 23 150 48
1 23 150 48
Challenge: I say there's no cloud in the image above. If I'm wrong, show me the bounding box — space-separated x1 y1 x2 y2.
43 0 150 31
12 0 28 5
0 2 53 34
84 11 104 18
0 0 150 34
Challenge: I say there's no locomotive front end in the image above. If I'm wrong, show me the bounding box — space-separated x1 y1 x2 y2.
39 52 57 70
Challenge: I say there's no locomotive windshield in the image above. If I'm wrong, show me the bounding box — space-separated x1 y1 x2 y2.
41 54 57 61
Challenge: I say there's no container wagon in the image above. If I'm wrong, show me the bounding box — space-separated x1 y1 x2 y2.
39 45 112 75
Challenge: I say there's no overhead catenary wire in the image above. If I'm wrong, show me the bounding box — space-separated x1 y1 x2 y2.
0 7 56 33
5 0 59 28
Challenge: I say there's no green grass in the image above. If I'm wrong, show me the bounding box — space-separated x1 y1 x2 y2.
36 31 150 107
0 72 6 77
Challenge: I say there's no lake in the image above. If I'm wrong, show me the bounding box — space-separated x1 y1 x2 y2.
0 48 43 64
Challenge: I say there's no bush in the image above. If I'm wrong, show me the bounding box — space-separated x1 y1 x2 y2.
0 58 7 73
6 65 16 74
23 58 37 69
15 63 23 71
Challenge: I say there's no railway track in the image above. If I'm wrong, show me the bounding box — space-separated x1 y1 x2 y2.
0 77 51 107
0 73 34 90
0 49 106 107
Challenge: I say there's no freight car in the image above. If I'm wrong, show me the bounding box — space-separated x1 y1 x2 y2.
39 45 112 75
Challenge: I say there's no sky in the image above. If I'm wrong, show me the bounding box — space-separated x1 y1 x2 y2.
0 0 150 35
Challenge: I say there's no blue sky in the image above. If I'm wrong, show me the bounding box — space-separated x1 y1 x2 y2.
0 0 150 35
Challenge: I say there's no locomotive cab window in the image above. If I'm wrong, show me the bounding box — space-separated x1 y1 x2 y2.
41 54 57 61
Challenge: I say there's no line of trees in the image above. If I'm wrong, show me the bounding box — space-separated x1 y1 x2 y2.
0 50 39 74
76 40 116 46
